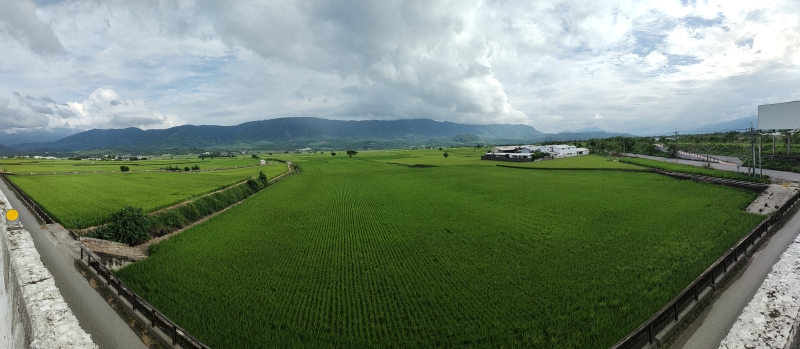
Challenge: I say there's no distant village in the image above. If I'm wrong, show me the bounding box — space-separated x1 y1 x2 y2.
482 144 590 162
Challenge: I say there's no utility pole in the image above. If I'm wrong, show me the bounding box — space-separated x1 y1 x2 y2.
759 131 763 178
750 123 756 177
674 129 679 161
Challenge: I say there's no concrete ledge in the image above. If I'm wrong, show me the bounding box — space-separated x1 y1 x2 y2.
719 237 800 348
0 189 97 349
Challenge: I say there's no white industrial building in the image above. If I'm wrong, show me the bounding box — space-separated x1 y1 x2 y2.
483 144 589 162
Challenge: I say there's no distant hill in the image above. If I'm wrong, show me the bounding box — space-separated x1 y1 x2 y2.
14 118 543 152
0 143 18 156
691 115 758 133
0 128 80 146
11 117 634 154
544 130 633 141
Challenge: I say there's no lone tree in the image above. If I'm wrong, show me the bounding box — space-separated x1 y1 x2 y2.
346 150 358 158
443 152 449 158
251 154 259 159
331 152 337 156
119 165 130 172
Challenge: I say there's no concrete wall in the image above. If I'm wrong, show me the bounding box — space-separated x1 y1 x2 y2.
719 236 800 349
0 191 97 349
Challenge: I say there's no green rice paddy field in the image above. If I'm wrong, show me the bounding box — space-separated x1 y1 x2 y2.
110 152 763 348
6 164 288 228
0 156 274 174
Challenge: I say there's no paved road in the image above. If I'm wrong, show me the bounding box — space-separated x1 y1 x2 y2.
628 153 800 348
624 153 800 182
0 180 146 349
670 206 800 349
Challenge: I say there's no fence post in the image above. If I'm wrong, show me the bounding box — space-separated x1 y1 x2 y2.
172 325 177 345
648 322 653 344
673 302 678 321
723 257 727 273
711 269 716 290
694 283 698 301
80 247 83 260
151 308 156 327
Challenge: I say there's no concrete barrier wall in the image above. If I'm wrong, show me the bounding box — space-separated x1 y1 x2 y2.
719 237 800 349
0 191 97 349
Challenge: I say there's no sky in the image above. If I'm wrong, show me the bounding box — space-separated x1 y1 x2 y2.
0 0 799 138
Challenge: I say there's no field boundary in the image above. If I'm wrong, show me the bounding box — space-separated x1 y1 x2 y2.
497 164 770 193
610 190 800 349
1 163 265 176
652 169 769 193
78 246 210 349
0 172 55 224
496 164 652 172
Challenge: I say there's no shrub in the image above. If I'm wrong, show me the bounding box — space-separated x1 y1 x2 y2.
120 165 130 172
92 206 152 245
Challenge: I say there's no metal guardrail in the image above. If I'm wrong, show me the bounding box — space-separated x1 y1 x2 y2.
0 173 55 224
610 191 800 349
80 246 211 349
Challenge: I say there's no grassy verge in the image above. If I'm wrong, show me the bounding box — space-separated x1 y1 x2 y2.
620 157 771 184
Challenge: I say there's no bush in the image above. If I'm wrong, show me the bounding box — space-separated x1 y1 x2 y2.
120 165 130 172
148 180 267 237
90 207 152 245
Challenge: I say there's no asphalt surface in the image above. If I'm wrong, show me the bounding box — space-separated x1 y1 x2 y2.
624 153 800 348
0 180 146 349
624 153 800 182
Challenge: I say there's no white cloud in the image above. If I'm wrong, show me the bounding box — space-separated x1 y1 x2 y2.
0 0 798 135
49 88 183 130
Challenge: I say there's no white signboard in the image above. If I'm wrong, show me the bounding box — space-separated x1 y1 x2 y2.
758 101 800 130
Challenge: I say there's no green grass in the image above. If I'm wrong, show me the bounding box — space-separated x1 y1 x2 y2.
115 154 762 349
360 149 641 170
0 157 269 174
7 164 288 228
619 157 771 183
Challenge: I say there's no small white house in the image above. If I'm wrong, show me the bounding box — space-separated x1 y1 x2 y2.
259 159 266 165
576 148 590 155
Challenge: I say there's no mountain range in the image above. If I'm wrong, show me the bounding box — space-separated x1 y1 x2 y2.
690 115 758 133
0 117 630 155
